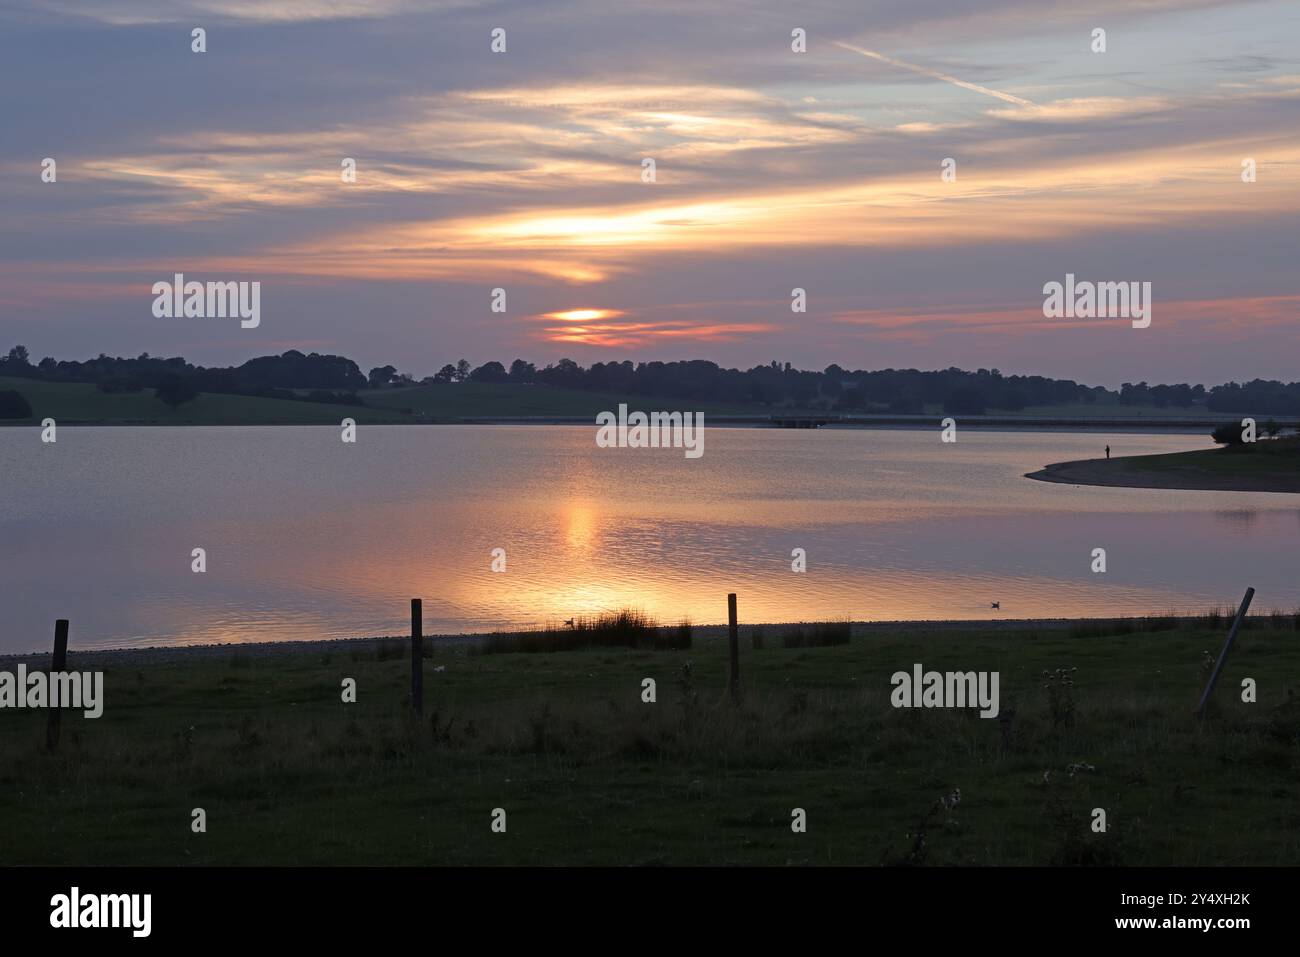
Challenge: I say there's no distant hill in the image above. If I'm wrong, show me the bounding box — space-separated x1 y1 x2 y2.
0 376 410 426
0 377 814 425
5 345 1299 426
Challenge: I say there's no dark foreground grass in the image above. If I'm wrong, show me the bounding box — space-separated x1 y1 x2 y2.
2 623 1299 865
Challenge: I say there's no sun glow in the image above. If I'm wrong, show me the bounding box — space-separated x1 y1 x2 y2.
545 308 622 322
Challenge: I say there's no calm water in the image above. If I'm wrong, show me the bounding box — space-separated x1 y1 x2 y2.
3 425 1299 653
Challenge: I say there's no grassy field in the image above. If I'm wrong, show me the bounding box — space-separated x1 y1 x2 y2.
0 376 415 426
3 619 1298 866
1 377 802 425
1120 438 1300 477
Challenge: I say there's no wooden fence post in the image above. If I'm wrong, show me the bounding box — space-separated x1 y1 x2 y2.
410 599 424 717
727 593 741 704
1195 587 1254 717
46 619 69 752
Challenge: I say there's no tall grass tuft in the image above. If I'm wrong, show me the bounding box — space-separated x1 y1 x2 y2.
663 620 693 650
780 620 851 649
1063 606 1291 639
1139 613 1179 633
475 609 690 654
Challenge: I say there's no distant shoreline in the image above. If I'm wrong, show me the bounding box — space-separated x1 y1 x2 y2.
0 373 1254 430
0 414 1233 433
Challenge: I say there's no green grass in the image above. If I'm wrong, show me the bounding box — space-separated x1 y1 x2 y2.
0 376 415 426
1119 438 1300 476
1 377 816 425
3 621 1299 865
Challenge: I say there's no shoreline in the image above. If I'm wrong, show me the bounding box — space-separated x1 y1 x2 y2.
0 614 1254 665
1026 454 1300 493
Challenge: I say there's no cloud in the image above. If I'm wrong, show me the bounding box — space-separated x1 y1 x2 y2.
536 314 778 348
986 95 1171 121
2 0 1297 381
833 41 1036 107
7 0 481 25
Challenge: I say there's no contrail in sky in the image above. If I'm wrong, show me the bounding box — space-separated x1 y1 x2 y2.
834 40 1036 107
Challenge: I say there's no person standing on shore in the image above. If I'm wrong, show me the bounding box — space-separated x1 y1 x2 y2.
1105 445 1110 459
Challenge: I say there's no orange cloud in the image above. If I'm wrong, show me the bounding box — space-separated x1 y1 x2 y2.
536 315 776 348
831 294 1300 345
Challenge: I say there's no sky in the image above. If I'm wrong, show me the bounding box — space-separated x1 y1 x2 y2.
0 0 1297 388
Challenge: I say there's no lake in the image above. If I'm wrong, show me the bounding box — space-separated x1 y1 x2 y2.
3 425 1299 653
